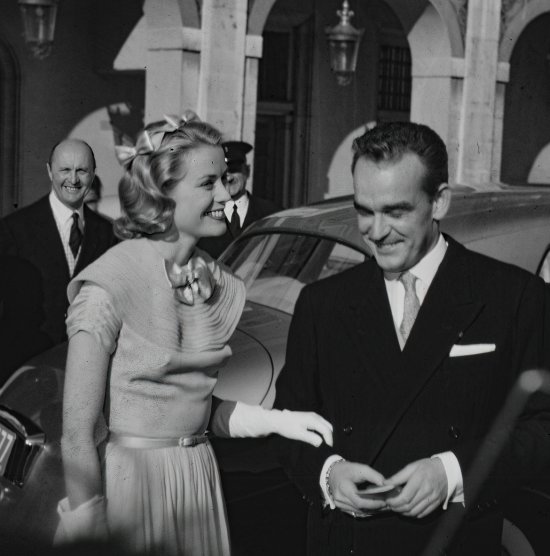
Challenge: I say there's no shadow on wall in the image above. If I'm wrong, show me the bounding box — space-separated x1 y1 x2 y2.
325 121 377 199
68 103 143 201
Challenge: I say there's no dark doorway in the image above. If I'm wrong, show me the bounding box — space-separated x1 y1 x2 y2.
253 14 314 208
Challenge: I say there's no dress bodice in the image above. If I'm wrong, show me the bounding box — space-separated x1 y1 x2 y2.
67 238 246 437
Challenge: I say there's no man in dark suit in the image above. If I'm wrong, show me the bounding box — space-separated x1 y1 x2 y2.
198 141 279 258
0 139 117 354
273 122 550 555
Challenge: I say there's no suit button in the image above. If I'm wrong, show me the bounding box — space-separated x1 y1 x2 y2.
448 426 461 440
343 424 353 435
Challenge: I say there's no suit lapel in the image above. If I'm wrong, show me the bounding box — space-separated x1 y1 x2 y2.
338 262 402 392
241 194 256 229
363 238 485 463
225 215 239 240
76 206 100 274
34 197 71 279
401 239 484 376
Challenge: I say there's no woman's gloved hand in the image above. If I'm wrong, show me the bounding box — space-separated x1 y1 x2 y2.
212 401 333 447
54 494 109 545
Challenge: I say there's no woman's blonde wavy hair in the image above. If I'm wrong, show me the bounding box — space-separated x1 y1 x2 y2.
114 113 223 239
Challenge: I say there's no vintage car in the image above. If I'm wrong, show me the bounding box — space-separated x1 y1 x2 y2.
1 185 550 554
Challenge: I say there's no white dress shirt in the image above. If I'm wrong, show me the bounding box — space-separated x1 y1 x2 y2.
320 234 464 510
49 191 84 276
224 193 249 226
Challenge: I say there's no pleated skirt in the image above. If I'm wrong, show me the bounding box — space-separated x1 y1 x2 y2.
104 440 231 556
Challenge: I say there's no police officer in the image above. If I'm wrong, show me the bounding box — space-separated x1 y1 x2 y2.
198 141 280 258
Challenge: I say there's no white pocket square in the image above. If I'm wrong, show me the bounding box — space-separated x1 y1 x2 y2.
449 343 496 357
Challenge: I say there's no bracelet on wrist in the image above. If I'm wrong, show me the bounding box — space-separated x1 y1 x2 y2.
325 457 345 504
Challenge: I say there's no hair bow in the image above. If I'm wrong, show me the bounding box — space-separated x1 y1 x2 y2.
165 255 215 306
162 110 200 130
114 110 202 169
114 129 157 169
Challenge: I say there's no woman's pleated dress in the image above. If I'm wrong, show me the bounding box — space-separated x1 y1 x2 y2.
66 238 246 556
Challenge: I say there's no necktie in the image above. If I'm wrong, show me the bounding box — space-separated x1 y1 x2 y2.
69 212 82 258
399 271 420 343
229 203 241 237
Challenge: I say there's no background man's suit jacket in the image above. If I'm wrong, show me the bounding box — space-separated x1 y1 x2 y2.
273 236 550 556
0 195 117 348
198 194 280 258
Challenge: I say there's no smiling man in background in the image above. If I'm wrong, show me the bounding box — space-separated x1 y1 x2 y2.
0 139 116 361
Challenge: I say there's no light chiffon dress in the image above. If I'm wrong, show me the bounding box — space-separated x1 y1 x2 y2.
66 238 246 556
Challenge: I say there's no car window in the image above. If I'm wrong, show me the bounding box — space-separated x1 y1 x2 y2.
223 233 365 313
538 247 550 283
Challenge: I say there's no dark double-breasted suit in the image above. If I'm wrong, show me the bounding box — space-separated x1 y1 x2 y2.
198 194 280 258
274 236 550 555
0 195 117 349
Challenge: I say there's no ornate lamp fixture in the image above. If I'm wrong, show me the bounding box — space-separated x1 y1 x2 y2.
18 0 59 59
325 1 364 86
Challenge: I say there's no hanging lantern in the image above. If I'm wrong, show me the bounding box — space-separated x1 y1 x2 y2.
18 0 59 60
325 1 364 86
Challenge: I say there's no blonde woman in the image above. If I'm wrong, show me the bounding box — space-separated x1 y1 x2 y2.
57 114 332 555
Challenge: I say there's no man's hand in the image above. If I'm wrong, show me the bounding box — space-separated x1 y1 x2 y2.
385 458 447 518
329 461 387 516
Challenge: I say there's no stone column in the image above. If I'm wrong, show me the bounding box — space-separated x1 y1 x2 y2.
408 3 464 184
491 64 510 183
456 0 502 185
242 35 263 149
143 0 201 122
410 57 464 185
197 0 248 139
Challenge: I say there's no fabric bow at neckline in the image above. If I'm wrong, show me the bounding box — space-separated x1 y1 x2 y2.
165 255 216 306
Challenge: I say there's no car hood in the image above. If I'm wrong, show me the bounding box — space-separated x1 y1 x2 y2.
214 301 291 408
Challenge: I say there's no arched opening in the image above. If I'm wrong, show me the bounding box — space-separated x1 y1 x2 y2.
0 37 20 216
501 13 550 184
253 0 414 203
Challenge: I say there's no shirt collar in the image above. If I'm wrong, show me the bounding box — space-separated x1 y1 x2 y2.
383 233 447 288
408 233 447 288
49 190 84 225
224 192 249 218
232 192 249 209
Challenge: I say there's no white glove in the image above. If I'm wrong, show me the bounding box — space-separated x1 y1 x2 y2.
54 494 109 545
212 401 333 447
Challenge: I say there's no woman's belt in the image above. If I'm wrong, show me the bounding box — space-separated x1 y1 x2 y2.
109 432 209 449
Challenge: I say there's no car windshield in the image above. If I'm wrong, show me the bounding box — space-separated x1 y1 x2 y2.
222 232 366 314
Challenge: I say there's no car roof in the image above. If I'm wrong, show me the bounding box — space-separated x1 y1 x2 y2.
242 185 550 257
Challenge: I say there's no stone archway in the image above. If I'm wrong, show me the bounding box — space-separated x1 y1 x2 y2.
501 11 550 184
248 0 277 34
500 0 550 63
403 1 462 180
0 37 20 215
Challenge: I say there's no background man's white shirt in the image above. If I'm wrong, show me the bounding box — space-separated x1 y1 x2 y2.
224 193 249 225
49 191 84 276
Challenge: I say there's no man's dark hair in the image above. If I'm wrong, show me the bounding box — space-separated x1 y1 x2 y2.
48 139 97 169
351 122 448 199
